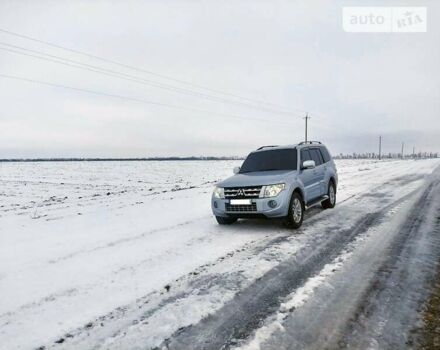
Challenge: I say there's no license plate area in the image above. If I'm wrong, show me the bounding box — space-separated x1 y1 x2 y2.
230 199 252 205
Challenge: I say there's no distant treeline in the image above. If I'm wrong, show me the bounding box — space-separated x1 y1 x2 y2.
334 152 439 159
0 156 244 163
0 157 242 162
3 152 438 162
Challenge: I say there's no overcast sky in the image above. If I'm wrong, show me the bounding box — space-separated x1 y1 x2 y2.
0 0 439 158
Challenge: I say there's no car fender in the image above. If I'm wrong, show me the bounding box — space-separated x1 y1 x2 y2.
326 167 338 192
286 178 306 204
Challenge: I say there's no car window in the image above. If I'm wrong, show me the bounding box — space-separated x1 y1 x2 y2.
319 146 331 163
309 148 324 166
300 149 312 163
240 148 297 173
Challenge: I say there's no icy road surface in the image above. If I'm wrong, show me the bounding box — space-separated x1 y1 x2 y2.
1 159 440 349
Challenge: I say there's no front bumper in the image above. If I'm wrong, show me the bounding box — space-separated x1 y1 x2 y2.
211 190 290 218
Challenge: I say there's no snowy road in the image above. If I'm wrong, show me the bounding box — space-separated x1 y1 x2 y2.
1 159 440 349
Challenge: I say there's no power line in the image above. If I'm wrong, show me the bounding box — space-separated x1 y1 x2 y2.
0 28 339 137
0 42 301 117
0 27 307 115
0 73 300 126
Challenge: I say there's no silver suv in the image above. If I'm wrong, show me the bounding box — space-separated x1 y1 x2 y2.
211 141 337 229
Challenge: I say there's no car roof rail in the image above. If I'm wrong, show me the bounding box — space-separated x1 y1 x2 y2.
298 141 322 146
257 145 279 150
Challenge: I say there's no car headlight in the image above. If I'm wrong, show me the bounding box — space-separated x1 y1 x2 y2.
262 183 285 198
213 187 225 199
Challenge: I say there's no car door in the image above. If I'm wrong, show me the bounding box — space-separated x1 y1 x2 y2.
309 148 326 196
300 148 321 202
318 146 331 194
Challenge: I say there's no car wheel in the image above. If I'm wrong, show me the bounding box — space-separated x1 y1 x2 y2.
322 181 336 209
285 192 304 229
215 216 237 225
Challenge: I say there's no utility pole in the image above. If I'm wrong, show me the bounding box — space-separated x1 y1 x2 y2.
303 113 310 142
401 142 405 159
413 146 415 158
379 136 382 160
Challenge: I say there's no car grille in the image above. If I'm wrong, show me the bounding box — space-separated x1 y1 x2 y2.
225 203 257 212
224 186 262 199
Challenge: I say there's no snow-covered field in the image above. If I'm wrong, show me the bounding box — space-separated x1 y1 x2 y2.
1 159 440 349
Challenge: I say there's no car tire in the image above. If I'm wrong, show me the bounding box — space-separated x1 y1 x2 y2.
285 192 304 229
215 216 237 225
322 181 336 209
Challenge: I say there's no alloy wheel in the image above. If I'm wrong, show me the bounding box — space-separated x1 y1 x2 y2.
329 184 335 205
292 198 302 223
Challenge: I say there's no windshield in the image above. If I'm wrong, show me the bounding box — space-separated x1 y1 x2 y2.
240 148 297 173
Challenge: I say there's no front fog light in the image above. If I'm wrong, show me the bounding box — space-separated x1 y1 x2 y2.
268 200 277 208
263 183 285 198
213 187 225 199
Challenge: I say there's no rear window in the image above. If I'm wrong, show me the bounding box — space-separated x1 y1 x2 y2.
240 148 297 173
319 146 331 163
309 148 324 166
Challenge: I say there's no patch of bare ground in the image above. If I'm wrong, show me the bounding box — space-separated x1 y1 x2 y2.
417 248 440 350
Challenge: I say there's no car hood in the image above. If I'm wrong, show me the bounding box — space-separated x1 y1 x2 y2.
217 170 297 187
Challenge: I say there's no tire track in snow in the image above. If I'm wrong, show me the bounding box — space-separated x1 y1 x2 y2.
249 171 440 350
338 178 440 349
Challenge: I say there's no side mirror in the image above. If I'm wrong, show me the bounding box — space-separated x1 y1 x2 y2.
233 166 241 174
302 160 315 169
